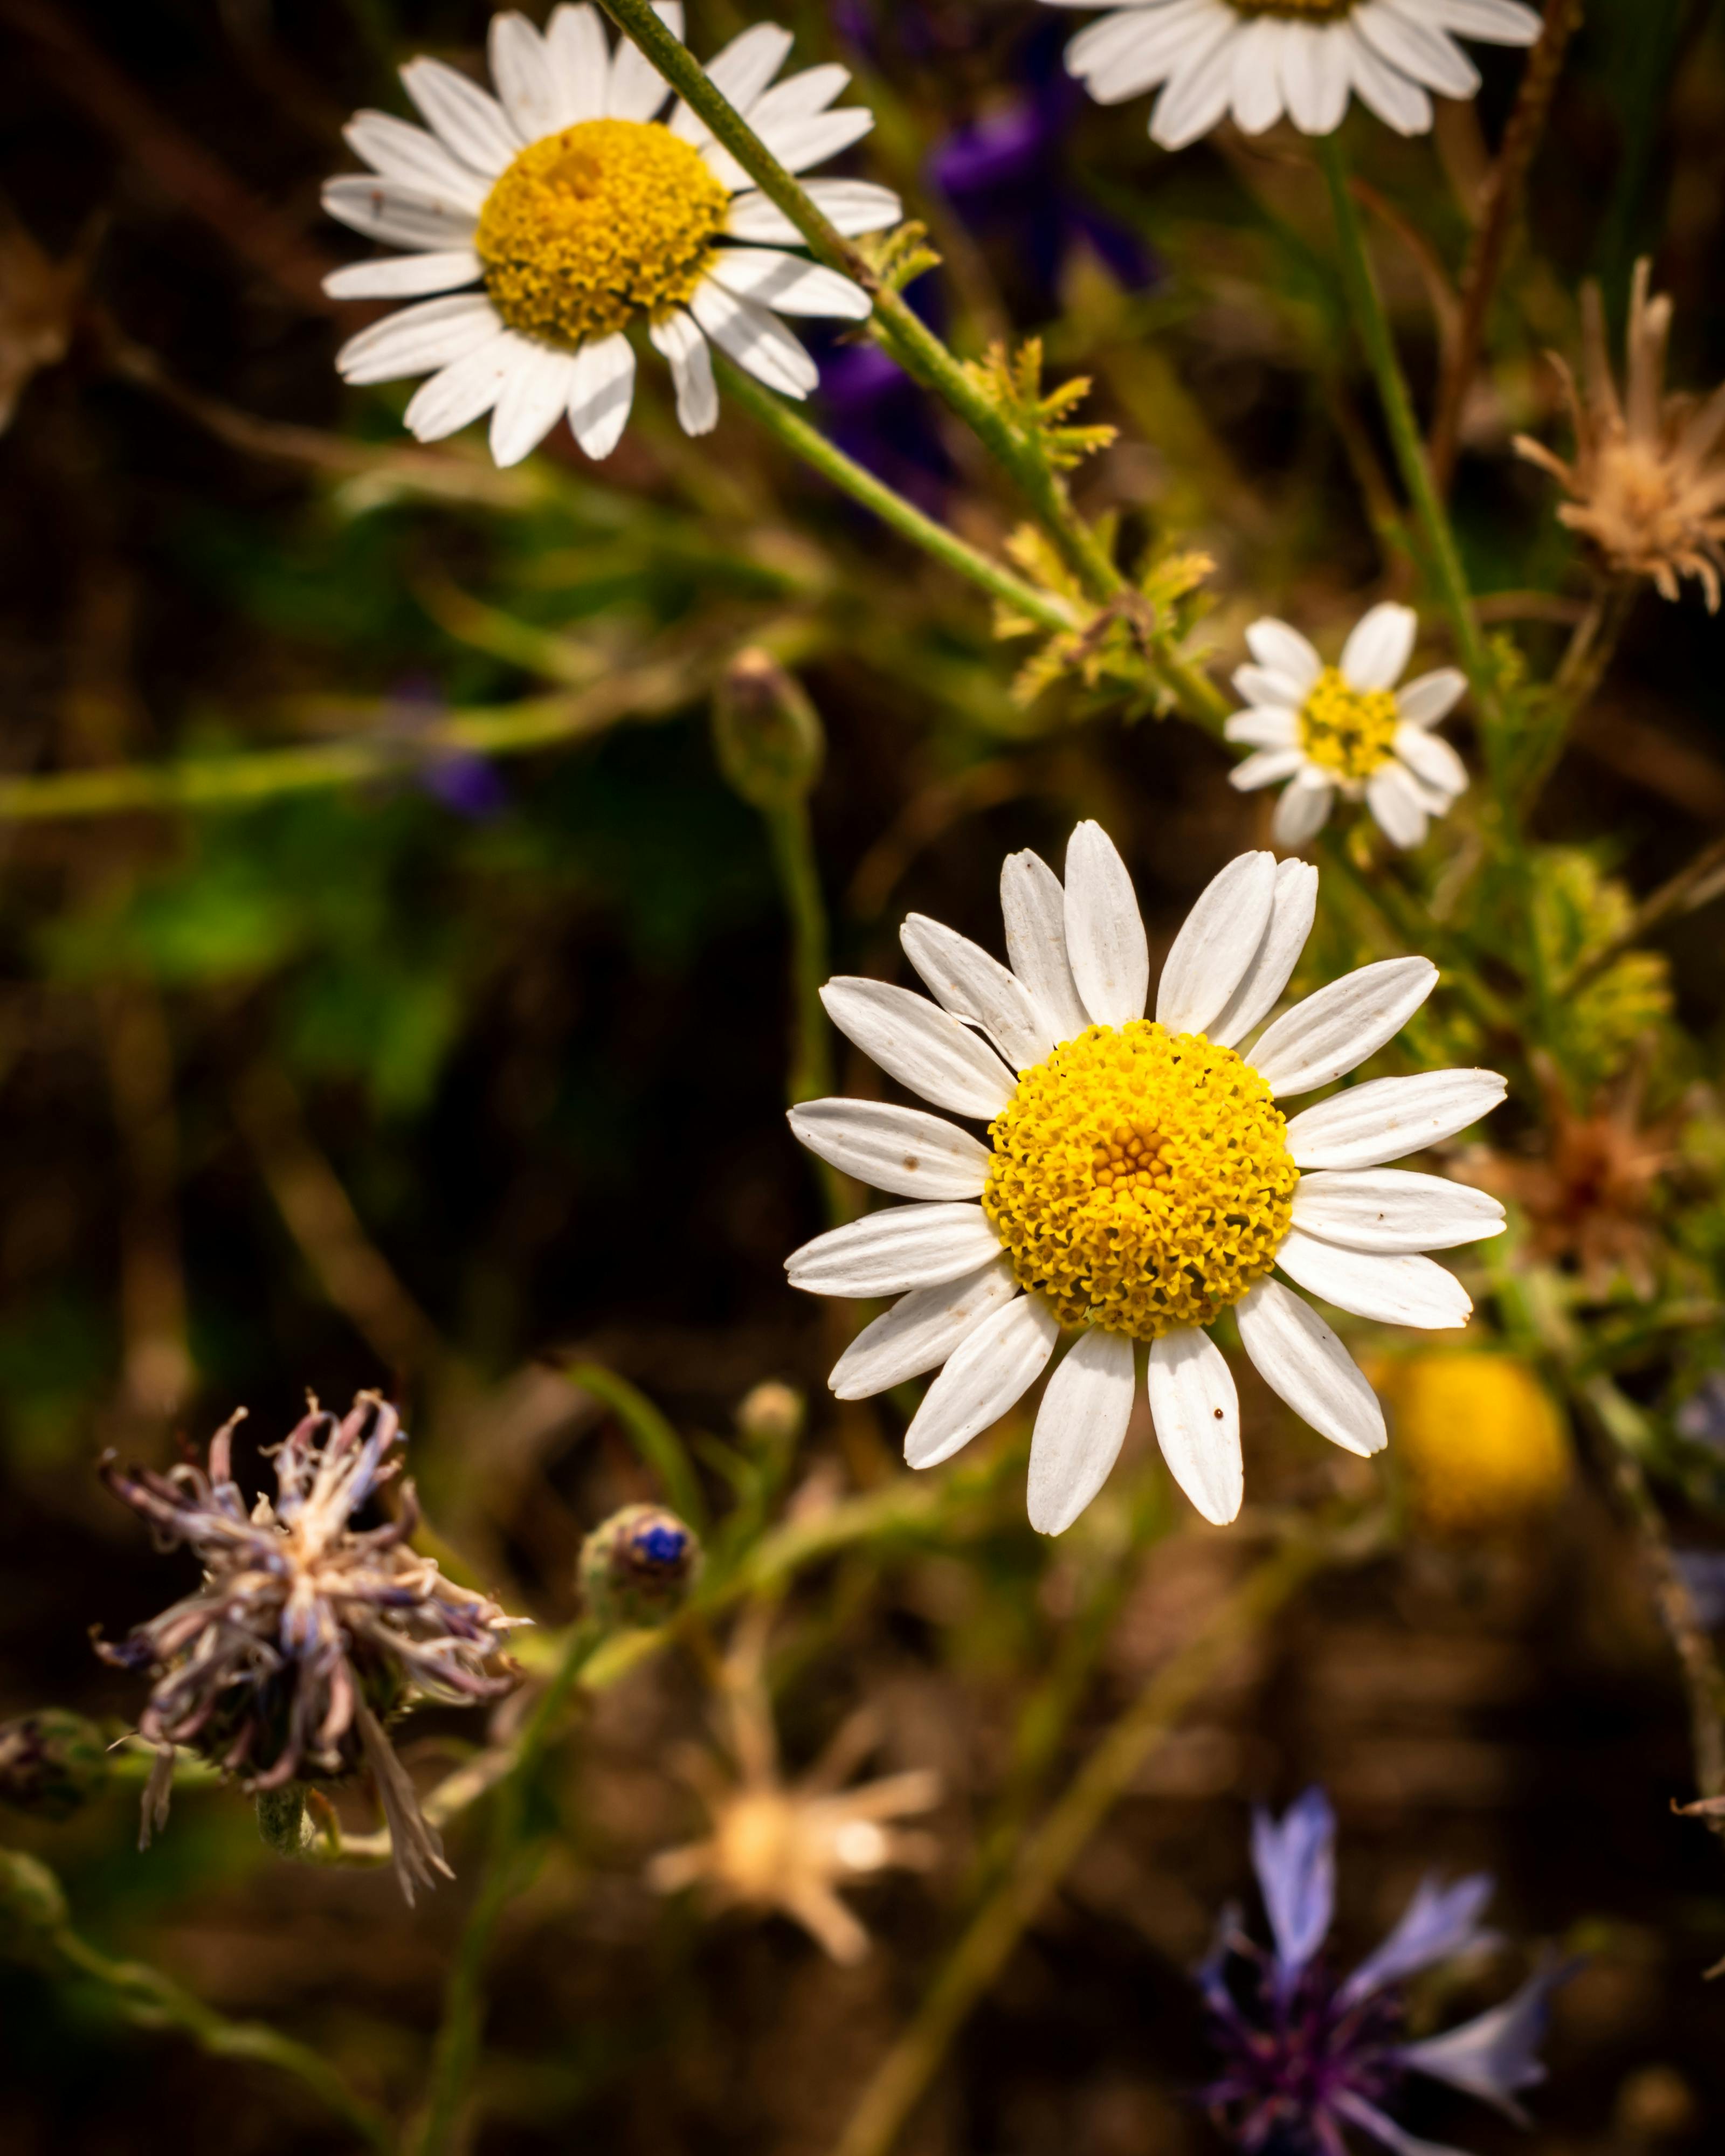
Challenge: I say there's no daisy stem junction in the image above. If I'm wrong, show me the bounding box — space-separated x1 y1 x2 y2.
595 0 1122 599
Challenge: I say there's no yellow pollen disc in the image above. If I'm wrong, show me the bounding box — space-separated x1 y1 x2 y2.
1298 665 1400 782
982 1021 1298 1341
475 119 730 346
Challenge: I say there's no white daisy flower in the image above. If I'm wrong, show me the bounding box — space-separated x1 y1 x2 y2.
1041 0 1543 150
1226 602 1469 851
322 4 901 466
784 827 1507 1532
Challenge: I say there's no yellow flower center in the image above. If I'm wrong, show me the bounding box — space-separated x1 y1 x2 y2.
1228 0 1357 17
475 119 729 346
1298 666 1399 782
983 1021 1298 1341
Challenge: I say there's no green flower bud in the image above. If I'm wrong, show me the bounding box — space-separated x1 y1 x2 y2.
579 1503 701 1629
0 1849 68 1941
736 1380 806 1450
256 1782 314 1859
0 1710 109 1822
712 649 824 812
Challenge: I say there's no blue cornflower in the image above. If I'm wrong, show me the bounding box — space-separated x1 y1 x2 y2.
1200 1788 1574 2156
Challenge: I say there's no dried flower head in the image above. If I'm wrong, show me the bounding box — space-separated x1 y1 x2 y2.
647 1609 939 1964
96 1392 522 1902
1202 1787 1574 2156
1516 259 1725 610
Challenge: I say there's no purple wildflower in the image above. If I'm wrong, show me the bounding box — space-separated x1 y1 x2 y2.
97 1392 522 1902
1676 1374 1725 1452
1673 1550 1725 1631
1200 1788 1574 2156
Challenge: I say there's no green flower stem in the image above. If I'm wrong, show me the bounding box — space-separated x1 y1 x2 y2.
711 355 1073 631
563 1362 708 1533
1317 138 1495 723
596 0 1120 604
412 1619 605 2156
762 795 850 1224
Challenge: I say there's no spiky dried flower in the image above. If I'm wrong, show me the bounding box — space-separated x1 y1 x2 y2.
1516 259 1725 610
646 1608 940 1964
96 1392 522 1903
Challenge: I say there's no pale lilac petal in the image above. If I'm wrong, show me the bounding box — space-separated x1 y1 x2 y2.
1341 1872 1497 2005
1251 1787 1336 1984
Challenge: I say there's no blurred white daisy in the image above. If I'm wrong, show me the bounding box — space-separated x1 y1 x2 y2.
323 4 900 465
1041 0 1542 150
785 827 1506 1532
1226 602 1469 851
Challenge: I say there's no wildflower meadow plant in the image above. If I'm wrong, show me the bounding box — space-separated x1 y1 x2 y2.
9 1 1725 2150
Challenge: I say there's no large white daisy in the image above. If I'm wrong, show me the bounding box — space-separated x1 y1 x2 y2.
1041 0 1542 150
1227 602 1469 851
785 827 1506 1532
322 4 900 466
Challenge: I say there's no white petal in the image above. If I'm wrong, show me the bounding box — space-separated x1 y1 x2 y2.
322 175 477 251
1156 851 1278 1036
903 1295 1059 1469
342 112 491 214
671 22 794 144
747 61 851 129
323 249 482 300
544 3 610 125
606 0 682 121
1250 956 1438 1096
1210 859 1319 1048
819 978 1016 1119
1363 1 1480 96
829 1262 1021 1400
1225 705 1300 749
746 105 875 176
1275 1231 1473 1329
567 333 636 459
336 292 499 384
1272 778 1333 851
488 13 562 141
1284 1069 1508 1170
1231 747 1308 792
1397 668 1466 727
398 58 521 178
786 1201 1002 1298
1236 1277 1386 1457
1151 19 1244 148
1233 664 1312 711
786 1098 992 1200
1064 822 1148 1029
1345 23 1433 133
1027 1328 1136 1535
726 179 901 241
689 279 818 397
1230 18 1288 134
489 343 577 466
1423 0 1542 41
1365 762 1431 849
1281 20 1351 133
647 308 717 436
1070 2 1211 98
1393 724 1468 797
402 332 519 441
1292 1169 1506 1253
705 246 872 320
900 915 1055 1073
1246 617 1322 690
1000 851 1091 1046
1147 1328 1241 1525
1340 602 1418 692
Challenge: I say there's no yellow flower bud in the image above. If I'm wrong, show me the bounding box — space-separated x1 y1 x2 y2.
1384 1353 1571 1538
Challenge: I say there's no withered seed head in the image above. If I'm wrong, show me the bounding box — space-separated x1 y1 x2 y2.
1516 259 1725 610
96 1391 522 1902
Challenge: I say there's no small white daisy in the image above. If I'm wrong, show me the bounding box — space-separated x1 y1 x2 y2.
1226 602 1469 851
1041 0 1542 150
322 4 901 466
785 826 1506 1532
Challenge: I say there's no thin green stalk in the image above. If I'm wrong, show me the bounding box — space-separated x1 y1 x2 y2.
412 1620 605 2156
564 1363 708 1533
1317 137 1493 715
712 355 1072 631
827 1532 1343 2156
596 0 1120 603
763 797 849 1224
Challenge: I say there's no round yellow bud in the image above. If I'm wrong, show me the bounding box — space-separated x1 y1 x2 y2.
1385 1352 1571 1538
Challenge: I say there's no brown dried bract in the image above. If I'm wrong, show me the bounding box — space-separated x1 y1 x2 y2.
1516 258 1725 610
